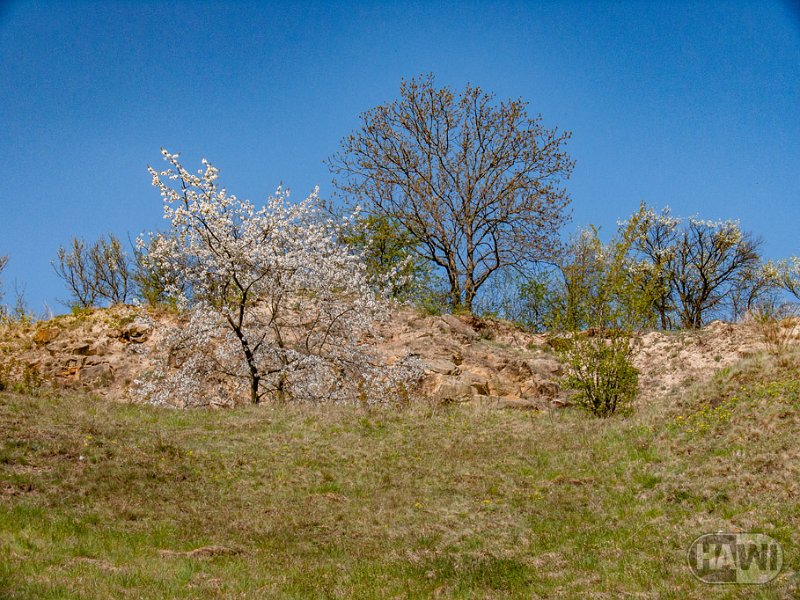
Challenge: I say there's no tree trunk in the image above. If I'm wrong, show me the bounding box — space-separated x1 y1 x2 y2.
463 287 475 314
231 324 261 404
249 372 260 404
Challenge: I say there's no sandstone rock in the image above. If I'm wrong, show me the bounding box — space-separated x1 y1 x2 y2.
69 343 92 356
521 378 560 398
32 327 60 345
500 358 533 379
450 371 489 395
487 378 520 398
459 364 493 381
118 321 152 343
423 358 459 375
57 365 80 382
80 363 114 386
4 302 574 409
469 379 489 396
527 358 563 376
84 355 111 366
440 315 479 341
432 375 473 402
484 353 509 371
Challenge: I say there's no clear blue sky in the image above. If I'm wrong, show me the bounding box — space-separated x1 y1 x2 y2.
1 0 799 313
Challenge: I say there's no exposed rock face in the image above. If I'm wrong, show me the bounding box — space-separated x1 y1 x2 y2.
0 306 171 400
0 305 568 409
1 304 774 409
32 327 60 345
374 309 565 409
115 320 152 344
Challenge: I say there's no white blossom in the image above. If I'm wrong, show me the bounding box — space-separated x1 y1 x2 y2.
136 150 421 407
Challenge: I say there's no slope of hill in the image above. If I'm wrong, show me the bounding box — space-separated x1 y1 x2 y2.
1 307 799 597
0 348 798 597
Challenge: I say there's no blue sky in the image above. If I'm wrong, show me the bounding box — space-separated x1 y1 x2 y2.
1 0 798 313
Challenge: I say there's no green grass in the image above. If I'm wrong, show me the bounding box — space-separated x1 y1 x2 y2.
1 354 799 598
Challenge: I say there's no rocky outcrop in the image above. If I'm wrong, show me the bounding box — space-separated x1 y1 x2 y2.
0 305 567 409
374 309 565 409
3 304 768 408
0 307 168 399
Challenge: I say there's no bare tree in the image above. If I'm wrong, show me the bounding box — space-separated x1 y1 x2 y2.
89 235 132 304
327 74 574 313
53 238 97 308
670 219 761 328
52 234 133 308
0 255 8 307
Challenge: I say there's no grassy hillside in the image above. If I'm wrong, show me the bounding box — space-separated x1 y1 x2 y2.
1 352 799 598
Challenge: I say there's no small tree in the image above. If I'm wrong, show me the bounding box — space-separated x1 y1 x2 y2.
328 74 574 313
514 268 560 333
778 257 800 302
551 211 658 417
629 205 679 329
632 205 762 328
139 149 419 406
338 213 430 301
52 234 133 308
89 235 132 305
53 238 97 308
0 256 8 308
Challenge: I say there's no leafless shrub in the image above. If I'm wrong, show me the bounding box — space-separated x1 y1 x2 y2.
52 234 133 308
749 301 799 358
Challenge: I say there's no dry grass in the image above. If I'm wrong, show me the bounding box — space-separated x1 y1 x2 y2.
749 305 800 360
1 353 800 598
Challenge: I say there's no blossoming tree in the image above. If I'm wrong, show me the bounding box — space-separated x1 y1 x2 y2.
631 205 762 328
139 150 419 406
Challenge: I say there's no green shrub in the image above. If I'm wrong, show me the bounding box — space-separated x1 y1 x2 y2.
561 332 638 417
550 208 659 417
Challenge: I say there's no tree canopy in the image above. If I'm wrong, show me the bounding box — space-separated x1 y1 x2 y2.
327 74 574 313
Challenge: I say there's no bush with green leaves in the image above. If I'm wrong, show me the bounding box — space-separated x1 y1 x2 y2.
339 213 426 298
562 332 639 417
550 210 658 417
338 211 451 314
